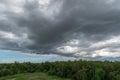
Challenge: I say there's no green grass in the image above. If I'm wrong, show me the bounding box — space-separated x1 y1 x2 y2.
0 72 70 80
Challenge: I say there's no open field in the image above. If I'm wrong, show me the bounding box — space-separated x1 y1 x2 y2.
0 72 70 80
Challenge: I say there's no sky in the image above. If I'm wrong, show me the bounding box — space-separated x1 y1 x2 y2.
0 50 75 63
0 0 120 63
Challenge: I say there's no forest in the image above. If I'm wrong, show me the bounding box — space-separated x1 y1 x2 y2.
0 60 120 80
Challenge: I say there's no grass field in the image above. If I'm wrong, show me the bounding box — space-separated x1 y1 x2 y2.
0 73 70 80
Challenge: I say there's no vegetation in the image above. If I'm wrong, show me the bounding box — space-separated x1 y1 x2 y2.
0 72 69 80
0 60 120 80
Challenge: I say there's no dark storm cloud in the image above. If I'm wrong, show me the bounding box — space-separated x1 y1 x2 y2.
0 0 120 59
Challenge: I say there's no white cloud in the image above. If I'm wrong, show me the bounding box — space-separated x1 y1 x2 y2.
0 0 120 60
0 31 18 40
56 35 120 58
38 0 50 5
39 0 63 20
90 36 120 48
0 0 24 13
92 48 120 57
75 52 88 57
106 0 115 4
57 46 79 54
0 31 34 47
67 39 80 45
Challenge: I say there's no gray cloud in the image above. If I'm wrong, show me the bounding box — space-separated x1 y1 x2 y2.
0 0 120 60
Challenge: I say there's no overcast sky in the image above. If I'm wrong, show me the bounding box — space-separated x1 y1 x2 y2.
0 0 120 61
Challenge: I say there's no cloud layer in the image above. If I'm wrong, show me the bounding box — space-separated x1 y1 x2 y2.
0 0 120 60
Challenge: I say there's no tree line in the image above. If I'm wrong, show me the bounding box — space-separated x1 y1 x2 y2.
0 60 120 80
